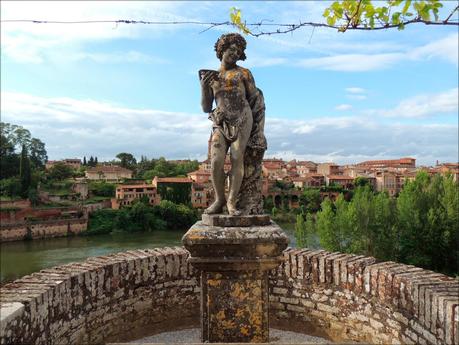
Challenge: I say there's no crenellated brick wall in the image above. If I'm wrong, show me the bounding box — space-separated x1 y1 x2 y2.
0 247 200 345
270 248 459 345
0 247 457 344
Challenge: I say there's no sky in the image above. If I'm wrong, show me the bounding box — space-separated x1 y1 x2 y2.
1 1 458 166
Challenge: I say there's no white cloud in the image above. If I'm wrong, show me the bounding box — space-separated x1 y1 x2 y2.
72 51 169 64
1 91 457 165
335 104 352 111
370 88 458 118
296 53 404 72
345 87 365 94
0 1 200 64
409 33 459 65
293 33 458 72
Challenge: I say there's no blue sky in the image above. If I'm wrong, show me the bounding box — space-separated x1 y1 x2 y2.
1 1 458 166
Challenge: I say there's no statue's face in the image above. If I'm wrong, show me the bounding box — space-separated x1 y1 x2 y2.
222 43 241 64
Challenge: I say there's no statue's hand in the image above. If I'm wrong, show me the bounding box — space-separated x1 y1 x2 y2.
200 70 218 88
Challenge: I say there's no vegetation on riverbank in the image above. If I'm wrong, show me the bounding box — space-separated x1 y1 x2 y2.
86 199 198 235
295 172 458 276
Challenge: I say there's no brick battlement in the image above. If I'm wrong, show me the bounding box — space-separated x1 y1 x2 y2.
0 248 457 344
270 249 458 344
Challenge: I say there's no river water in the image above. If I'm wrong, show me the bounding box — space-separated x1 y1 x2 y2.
0 223 296 284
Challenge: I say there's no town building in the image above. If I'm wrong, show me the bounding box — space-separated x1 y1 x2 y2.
262 159 285 179
296 161 318 175
357 157 416 169
191 183 213 209
292 174 325 189
325 175 354 188
85 165 133 182
187 170 211 184
317 163 340 176
111 184 158 209
45 158 82 170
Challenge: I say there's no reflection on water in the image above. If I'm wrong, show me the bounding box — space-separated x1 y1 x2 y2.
0 223 296 284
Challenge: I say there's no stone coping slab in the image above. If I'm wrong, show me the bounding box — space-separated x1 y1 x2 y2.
201 214 271 227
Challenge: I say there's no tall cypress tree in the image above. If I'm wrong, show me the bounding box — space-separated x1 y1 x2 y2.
19 144 31 198
83 156 87 166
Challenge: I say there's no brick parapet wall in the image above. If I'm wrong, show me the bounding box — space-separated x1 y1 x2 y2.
0 247 200 345
1 247 457 344
0 218 88 242
269 248 459 345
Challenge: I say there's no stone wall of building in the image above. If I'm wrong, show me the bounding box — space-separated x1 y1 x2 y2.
0 247 199 345
1 247 457 345
270 249 458 345
0 218 88 242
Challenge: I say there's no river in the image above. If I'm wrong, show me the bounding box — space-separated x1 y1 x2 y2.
0 223 296 284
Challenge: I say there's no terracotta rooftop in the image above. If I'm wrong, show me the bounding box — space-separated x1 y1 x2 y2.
86 165 132 173
154 177 192 183
116 184 155 189
188 170 211 176
327 175 354 180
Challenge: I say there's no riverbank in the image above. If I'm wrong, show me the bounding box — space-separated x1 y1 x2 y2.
0 222 297 284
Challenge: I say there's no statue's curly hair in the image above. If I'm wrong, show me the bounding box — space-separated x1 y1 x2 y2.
214 33 247 61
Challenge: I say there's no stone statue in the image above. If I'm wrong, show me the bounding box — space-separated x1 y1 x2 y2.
199 33 267 216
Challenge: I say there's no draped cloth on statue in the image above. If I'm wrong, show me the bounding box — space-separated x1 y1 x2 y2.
236 88 267 215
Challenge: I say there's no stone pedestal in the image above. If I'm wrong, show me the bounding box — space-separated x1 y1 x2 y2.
182 215 289 343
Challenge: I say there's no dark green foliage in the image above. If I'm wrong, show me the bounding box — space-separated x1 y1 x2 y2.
296 173 459 276
157 182 191 205
0 177 22 198
48 162 74 180
116 152 137 170
1 123 47 176
89 181 116 197
396 172 458 274
152 200 198 229
88 156 97 167
19 145 31 198
28 188 39 206
263 196 273 213
86 200 197 235
86 209 119 235
295 212 319 248
299 188 322 213
141 157 200 180
354 176 372 190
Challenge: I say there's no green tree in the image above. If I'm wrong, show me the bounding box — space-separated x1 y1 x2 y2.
48 162 74 180
354 176 372 190
19 145 31 198
116 152 137 170
396 172 458 274
28 138 47 168
295 212 319 248
89 181 116 197
300 188 322 213
0 177 21 198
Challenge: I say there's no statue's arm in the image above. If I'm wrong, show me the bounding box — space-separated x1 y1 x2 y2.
243 69 258 101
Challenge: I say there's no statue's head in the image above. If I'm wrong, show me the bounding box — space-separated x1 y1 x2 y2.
214 33 247 61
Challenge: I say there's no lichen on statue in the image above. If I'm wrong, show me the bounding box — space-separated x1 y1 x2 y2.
199 33 266 216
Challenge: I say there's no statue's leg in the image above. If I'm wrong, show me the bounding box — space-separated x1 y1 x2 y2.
227 113 253 215
204 129 228 214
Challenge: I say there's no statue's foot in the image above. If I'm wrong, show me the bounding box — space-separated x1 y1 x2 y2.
227 201 242 216
204 200 225 214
